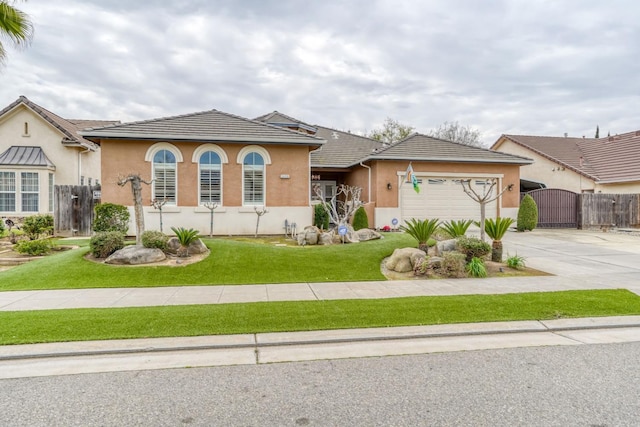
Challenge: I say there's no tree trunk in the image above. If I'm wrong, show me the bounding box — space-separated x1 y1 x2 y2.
479 202 486 242
491 240 503 262
131 178 145 245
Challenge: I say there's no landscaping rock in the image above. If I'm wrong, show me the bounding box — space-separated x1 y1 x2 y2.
385 247 425 273
319 232 334 245
355 228 383 242
166 237 208 255
297 226 321 246
105 245 166 265
436 239 458 256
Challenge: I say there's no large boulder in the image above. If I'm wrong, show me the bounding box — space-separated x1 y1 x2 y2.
385 247 425 273
166 238 208 255
355 228 383 242
297 226 321 246
436 239 458 256
319 232 334 245
105 245 166 265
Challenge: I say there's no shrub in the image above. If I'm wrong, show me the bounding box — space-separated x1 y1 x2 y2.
14 239 54 256
313 203 330 230
171 227 200 257
437 251 467 278
141 230 168 250
400 218 440 252
517 194 538 232
0 218 5 235
440 219 473 238
22 214 54 240
456 236 491 262
90 231 125 258
93 203 130 233
414 256 430 276
352 206 369 231
506 253 526 270
466 257 488 278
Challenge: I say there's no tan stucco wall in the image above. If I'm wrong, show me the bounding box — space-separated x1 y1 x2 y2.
0 105 101 214
594 181 640 193
100 140 311 207
494 138 596 193
369 160 522 209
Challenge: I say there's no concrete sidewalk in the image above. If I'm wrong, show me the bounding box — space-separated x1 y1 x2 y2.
1 229 640 377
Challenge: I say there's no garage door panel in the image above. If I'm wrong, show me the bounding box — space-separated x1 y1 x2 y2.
401 177 498 223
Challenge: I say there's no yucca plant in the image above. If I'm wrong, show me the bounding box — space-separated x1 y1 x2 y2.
399 218 440 252
171 227 200 257
441 219 473 238
482 217 515 262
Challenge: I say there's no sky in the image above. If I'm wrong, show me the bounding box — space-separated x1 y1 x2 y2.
1 0 639 145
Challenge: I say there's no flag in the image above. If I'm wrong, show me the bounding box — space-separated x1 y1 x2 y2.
404 163 420 194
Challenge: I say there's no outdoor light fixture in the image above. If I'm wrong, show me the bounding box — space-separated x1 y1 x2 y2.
387 182 392 190
508 183 515 191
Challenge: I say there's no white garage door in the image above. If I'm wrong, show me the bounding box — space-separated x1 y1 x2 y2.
401 177 498 222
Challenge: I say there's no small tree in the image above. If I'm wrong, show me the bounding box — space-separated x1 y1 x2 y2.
313 184 363 229
314 203 330 230
427 121 483 146
352 206 369 230
367 117 414 144
118 174 152 245
400 218 440 252
254 206 268 237
460 179 510 241
517 194 538 231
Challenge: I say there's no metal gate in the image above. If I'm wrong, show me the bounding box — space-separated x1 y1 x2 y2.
54 185 101 236
525 188 579 228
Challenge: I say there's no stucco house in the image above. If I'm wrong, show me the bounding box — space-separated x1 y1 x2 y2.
492 132 640 194
82 109 532 235
0 96 117 218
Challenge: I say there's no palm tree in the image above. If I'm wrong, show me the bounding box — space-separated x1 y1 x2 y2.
399 218 440 252
0 1 34 65
482 217 515 262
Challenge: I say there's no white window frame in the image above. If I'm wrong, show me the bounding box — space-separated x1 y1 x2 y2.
236 146 271 207
145 143 183 206
192 144 228 206
21 172 39 212
0 171 16 212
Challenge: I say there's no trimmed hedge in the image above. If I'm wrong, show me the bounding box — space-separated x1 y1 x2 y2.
352 206 369 230
517 194 538 231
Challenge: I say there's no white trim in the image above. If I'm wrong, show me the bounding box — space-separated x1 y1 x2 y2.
191 144 229 164
396 171 504 178
144 142 184 162
236 145 272 165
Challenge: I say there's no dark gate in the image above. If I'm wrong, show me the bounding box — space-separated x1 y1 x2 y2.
526 188 579 228
54 185 101 236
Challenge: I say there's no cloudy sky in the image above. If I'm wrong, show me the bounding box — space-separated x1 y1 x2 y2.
1 0 639 145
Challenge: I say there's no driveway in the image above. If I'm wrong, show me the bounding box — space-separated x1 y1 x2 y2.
502 228 640 294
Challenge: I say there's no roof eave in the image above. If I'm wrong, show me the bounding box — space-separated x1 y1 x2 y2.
79 132 325 146
595 177 640 185
355 155 533 166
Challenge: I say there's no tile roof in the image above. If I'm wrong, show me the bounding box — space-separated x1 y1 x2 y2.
311 126 383 168
366 133 533 165
0 146 55 168
253 111 317 133
81 109 325 146
0 96 118 151
496 133 640 183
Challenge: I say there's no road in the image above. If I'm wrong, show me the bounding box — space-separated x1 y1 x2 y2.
1 342 638 426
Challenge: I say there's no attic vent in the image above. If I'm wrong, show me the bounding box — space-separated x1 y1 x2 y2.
331 132 339 140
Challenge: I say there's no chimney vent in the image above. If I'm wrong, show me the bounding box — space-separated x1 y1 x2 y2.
564 132 568 138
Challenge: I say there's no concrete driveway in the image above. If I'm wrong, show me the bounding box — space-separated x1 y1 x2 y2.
502 228 640 294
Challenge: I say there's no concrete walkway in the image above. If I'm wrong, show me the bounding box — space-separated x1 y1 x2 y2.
1 229 640 378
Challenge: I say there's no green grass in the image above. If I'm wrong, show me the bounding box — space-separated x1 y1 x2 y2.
0 233 415 291
1 289 639 345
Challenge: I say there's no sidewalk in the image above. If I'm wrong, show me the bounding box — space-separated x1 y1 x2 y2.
1 229 640 378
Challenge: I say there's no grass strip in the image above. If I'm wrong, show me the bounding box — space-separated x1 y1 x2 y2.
1 289 639 345
0 234 415 291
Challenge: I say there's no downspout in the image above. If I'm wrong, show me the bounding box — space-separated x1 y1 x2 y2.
359 162 371 203
78 147 91 185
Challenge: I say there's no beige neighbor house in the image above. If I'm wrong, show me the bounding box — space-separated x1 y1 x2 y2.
81 108 532 236
492 132 640 194
0 96 117 219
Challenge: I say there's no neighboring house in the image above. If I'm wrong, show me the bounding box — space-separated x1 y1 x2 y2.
257 112 532 229
0 96 117 218
492 132 640 193
81 108 532 236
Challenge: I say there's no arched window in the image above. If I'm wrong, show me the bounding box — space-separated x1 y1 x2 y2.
153 149 177 204
199 151 222 204
243 152 265 205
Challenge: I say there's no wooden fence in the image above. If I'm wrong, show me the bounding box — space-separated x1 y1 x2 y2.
580 193 640 230
54 185 101 236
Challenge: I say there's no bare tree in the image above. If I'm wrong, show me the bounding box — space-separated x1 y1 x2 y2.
253 206 268 237
151 198 167 233
118 174 152 245
203 202 219 237
460 178 510 241
367 117 414 144
313 184 363 227
428 121 483 146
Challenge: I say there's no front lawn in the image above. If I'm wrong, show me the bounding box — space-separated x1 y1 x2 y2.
1 289 638 345
0 233 415 291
